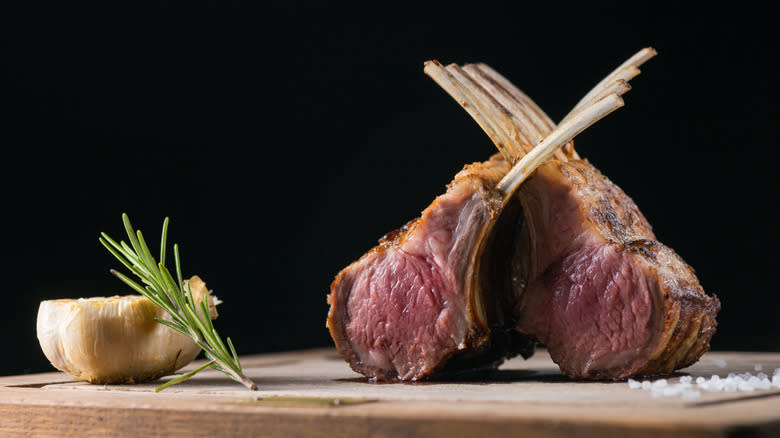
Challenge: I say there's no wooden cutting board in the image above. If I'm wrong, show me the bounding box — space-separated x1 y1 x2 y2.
2 349 779 437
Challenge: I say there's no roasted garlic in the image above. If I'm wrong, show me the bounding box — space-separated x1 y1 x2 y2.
36 275 217 384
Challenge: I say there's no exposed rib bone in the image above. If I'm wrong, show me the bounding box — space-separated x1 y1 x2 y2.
466 63 556 135
426 49 653 182
498 94 624 197
462 64 544 157
464 64 548 143
561 47 656 124
462 63 568 161
445 64 532 162
424 60 519 163
576 78 632 113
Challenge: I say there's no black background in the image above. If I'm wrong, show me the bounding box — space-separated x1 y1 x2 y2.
3 3 778 376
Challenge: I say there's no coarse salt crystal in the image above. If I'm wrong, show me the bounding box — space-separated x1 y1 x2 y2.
738 381 755 392
714 358 727 368
633 369 779 399
652 379 668 388
706 380 724 392
754 364 763 371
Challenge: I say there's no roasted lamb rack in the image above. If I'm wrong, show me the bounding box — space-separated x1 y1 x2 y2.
328 48 720 381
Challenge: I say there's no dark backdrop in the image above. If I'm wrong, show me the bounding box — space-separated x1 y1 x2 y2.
3 3 778 376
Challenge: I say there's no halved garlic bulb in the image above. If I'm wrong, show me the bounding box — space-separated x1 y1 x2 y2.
36 275 218 384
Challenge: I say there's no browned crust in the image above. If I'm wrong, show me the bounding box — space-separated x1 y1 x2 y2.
521 159 720 378
326 155 524 381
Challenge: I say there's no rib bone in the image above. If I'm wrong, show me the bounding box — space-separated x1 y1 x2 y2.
425 49 655 194
465 63 556 136
561 47 656 124
462 63 562 160
497 94 624 197
424 60 522 163
445 64 532 161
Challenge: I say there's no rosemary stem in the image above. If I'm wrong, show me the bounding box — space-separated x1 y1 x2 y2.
101 214 257 391
219 363 258 390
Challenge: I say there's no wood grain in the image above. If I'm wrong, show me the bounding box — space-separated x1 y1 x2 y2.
2 349 780 437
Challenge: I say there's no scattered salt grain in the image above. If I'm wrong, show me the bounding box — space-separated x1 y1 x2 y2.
738 381 755 392
705 379 724 392
714 358 727 368
652 379 668 388
756 379 771 390
628 370 780 399
754 364 763 372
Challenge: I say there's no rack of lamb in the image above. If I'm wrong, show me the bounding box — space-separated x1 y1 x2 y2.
327 48 720 381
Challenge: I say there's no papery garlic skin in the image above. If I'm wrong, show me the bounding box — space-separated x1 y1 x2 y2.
37 275 217 384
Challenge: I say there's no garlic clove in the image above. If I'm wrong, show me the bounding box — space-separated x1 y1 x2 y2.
184 275 218 320
37 276 218 384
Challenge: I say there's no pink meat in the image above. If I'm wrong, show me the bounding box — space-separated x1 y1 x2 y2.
328 156 533 381
515 159 720 379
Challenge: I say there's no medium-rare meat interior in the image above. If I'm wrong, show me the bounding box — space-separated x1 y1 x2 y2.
328 56 629 381
328 154 534 381
328 48 720 381
514 159 720 378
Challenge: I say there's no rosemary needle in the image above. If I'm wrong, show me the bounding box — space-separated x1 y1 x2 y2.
99 213 257 391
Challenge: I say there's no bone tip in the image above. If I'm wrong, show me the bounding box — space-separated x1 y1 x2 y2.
640 47 658 62
423 60 444 75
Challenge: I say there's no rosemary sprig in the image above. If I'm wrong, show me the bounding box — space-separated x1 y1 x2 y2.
99 213 257 391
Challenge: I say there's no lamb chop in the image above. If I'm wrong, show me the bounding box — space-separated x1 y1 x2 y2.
327 53 633 381
426 48 721 380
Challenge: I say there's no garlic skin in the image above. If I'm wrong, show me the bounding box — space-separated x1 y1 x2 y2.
36 275 218 384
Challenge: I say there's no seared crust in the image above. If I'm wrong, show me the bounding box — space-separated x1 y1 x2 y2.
516 159 719 378
566 159 720 376
327 154 534 381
